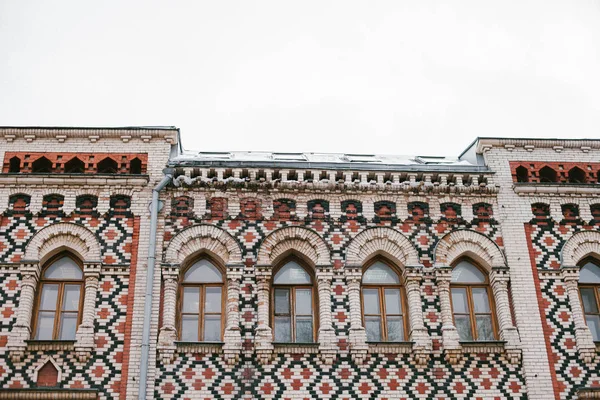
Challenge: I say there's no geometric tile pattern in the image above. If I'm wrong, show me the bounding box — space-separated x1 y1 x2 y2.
527 221 600 399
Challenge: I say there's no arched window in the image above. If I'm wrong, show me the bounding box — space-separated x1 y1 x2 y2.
362 260 406 342
272 259 316 343
33 255 83 340
450 259 497 341
179 258 224 342
579 259 600 341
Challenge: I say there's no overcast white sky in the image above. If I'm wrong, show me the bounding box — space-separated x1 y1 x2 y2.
1 1 599 156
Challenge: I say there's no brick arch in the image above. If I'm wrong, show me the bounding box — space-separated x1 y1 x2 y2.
257 226 330 267
165 224 243 265
434 229 506 271
345 227 419 268
24 223 101 264
561 230 600 267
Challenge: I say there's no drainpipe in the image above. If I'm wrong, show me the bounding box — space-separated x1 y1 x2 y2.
139 169 174 400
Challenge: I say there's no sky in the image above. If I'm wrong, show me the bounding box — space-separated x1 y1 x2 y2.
1 1 599 157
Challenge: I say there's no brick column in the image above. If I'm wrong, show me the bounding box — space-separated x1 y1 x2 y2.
223 263 243 365
403 266 431 365
157 265 179 363
436 266 461 363
316 266 336 364
75 262 101 361
490 266 522 363
346 267 367 364
562 266 597 363
8 262 40 361
255 266 273 364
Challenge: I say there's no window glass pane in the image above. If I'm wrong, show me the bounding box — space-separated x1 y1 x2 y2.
580 262 600 284
476 315 495 341
204 287 222 313
363 261 399 284
365 316 382 341
62 285 81 311
585 315 600 341
181 315 199 342
44 257 82 279
296 316 313 342
274 316 291 342
184 259 222 283
472 287 491 313
36 311 55 340
386 316 404 341
274 261 311 284
274 288 290 314
452 260 486 283
451 288 469 314
455 314 473 341
59 313 78 340
295 289 312 315
182 287 200 313
363 289 380 314
384 288 402 315
40 284 59 310
580 288 598 313
204 315 221 342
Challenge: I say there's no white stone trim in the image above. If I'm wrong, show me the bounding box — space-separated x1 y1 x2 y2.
561 230 600 268
434 229 506 270
345 227 419 268
9 225 103 362
164 224 243 265
33 356 62 384
257 226 331 266
24 223 101 265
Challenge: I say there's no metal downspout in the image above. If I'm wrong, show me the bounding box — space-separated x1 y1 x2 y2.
139 170 173 400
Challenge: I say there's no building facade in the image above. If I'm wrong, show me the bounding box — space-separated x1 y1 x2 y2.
0 127 599 399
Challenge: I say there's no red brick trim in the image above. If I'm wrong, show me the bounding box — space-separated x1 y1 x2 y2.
524 223 560 400
2 152 148 174
120 216 140 400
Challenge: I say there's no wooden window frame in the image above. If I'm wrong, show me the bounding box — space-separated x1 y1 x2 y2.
32 253 84 341
578 258 600 342
271 256 318 343
177 256 226 342
450 258 499 341
360 257 409 342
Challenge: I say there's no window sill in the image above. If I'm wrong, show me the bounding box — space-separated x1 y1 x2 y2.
25 340 75 352
367 341 414 354
273 342 319 354
460 340 506 353
0 388 98 400
174 341 223 354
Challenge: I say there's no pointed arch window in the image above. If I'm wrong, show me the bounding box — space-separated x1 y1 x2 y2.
361 260 407 342
450 259 498 341
579 259 600 341
179 258 225 342
33 255 83 340
272 259 316 343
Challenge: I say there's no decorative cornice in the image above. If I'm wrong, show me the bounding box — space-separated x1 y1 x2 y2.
0 174 149 187
0 126 178 144
514 183 600 196
474 138 600 154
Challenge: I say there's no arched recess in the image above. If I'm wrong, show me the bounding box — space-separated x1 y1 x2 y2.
434 229 506 270
257 226 330 267
164 224 243 265
24 223 101 264
345 227 419 268
561 230 600 267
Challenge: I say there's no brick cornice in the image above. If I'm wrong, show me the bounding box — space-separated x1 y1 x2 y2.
0 126 178 144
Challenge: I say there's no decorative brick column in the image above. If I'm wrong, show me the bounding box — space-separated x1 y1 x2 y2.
403 266 431 365
158 264 179 363
75 262 102 361
436 266 462 364
223 263 243 365
316 266 336 364
346 266 368 364
490 266 522 364
8 262 40 362
255 266 273 364
562 266 597 363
